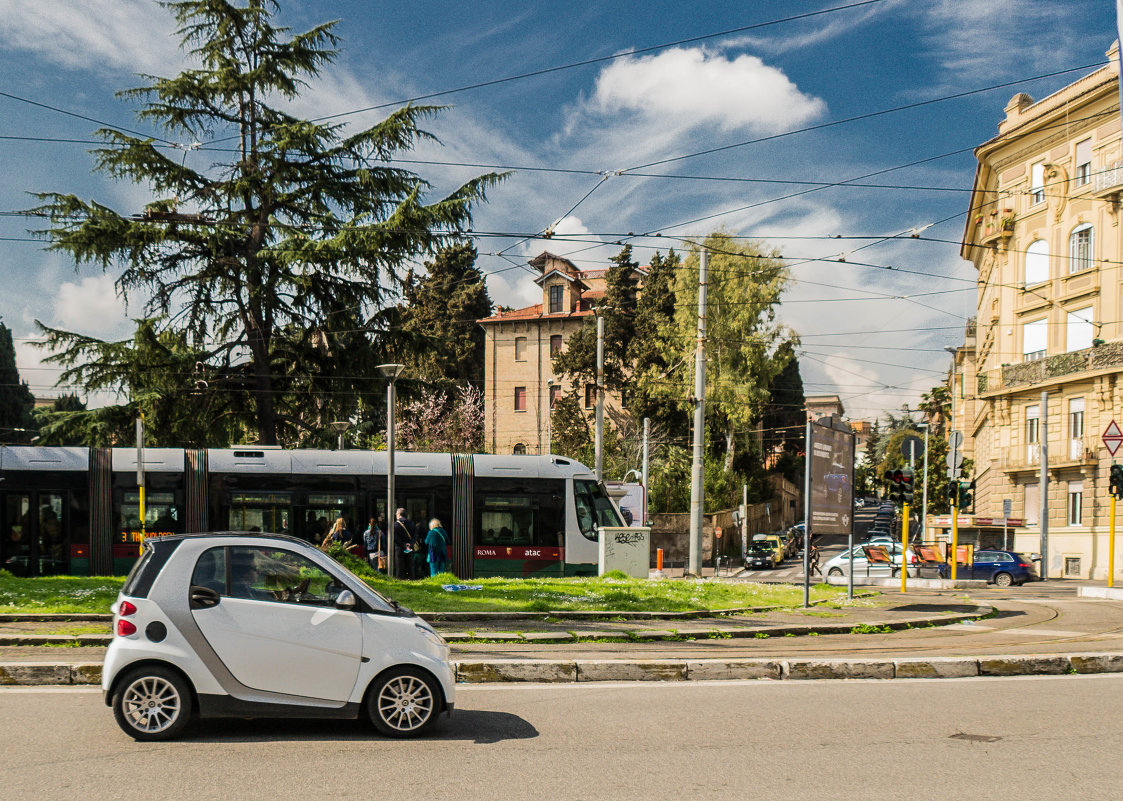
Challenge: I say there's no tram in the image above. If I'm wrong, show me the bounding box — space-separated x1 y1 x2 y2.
0 446 624 578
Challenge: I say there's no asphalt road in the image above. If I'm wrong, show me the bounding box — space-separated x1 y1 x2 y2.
4 675 1123 800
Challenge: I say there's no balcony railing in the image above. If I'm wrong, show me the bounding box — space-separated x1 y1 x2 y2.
1094 161 1123 196
1000 436 1097 472
980 342 1123 393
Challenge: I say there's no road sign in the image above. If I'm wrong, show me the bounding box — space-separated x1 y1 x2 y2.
1003 499 1012 518
948 430 963 448
946 450 963 468
900 435 925 461
1104 420 1123 456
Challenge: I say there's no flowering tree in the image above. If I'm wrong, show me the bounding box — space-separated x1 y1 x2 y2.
396 384 483 452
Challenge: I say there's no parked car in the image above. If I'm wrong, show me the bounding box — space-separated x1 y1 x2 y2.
823 543 917 579
745 540 781 570
102 532 454 741
959 549 1039 586
757 533 788 564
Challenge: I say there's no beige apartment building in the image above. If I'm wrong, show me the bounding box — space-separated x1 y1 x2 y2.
952 46 1123 578
478 252 644 454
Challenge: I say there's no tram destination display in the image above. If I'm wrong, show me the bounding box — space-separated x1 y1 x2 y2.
809 419 855 536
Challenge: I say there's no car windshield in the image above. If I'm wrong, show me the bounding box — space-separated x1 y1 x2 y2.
749 543 772 554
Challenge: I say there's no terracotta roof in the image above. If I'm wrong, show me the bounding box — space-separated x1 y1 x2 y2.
478 303 593 324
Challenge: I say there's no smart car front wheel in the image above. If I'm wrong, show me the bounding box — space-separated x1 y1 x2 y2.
112 666 192 741
367 667 440 738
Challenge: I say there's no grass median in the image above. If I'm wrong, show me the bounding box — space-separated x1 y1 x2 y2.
0 558 848 615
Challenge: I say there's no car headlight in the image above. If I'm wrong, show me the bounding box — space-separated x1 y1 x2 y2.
415 623 446 648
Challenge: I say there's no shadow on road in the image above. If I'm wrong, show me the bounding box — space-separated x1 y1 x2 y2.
184 709 538 744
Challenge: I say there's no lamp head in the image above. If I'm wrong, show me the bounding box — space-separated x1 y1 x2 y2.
377 363 405 380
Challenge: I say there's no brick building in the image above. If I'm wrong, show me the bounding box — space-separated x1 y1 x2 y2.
478 252 646 455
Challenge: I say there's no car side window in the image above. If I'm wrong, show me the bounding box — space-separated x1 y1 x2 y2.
227 546 345 607
996 553 1014 562
191 547 226 593
975 551 994 561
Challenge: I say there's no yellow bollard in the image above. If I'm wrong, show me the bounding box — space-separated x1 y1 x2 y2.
901 502 909 593
1110 495 1117 589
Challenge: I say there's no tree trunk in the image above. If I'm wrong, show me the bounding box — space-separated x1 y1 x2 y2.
724 425 735 472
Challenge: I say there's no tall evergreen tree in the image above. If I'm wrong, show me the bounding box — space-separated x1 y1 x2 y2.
759 340 804 483
31 0 502 445
0 322 34 442
395 242 492 390
627 249 685 438
552 245 642 390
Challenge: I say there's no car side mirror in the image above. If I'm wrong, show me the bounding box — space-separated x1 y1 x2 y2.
335 589 357 610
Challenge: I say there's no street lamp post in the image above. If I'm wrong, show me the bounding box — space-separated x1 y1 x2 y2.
377 364 405 579
330 420 351 450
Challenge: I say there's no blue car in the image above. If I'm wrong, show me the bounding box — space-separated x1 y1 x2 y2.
961 550 1038 586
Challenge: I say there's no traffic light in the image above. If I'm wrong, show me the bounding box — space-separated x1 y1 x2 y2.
1111 464 1123 499
948 481 959 508
900 468 915 503
957 479 975 511
886 469 903 503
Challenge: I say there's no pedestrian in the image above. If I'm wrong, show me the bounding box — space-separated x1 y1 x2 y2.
809 542 822 578
320 517 353 551
392 508 416 580
362 517 383 571
425 517 450 577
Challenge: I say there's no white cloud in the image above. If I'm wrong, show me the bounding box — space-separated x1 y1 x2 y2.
588 47 827 134
53 274 130 339
0 0 182 75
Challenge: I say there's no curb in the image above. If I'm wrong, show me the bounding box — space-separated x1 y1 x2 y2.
6 652 1123 687
0 602 991 647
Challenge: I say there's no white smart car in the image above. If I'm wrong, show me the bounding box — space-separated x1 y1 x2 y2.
103 532 454 741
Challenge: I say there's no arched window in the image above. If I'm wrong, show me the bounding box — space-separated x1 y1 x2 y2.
1024 239 1049 286
513 443 526 455
1069 224 1093 274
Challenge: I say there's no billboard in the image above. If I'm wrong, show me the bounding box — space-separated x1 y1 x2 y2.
809 419 855 536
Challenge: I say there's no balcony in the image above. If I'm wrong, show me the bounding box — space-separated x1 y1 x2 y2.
980 342 1123 394
1000 437 1098 473
1094 161 1123 198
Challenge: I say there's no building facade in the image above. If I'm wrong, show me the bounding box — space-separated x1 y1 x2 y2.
953 48 1123 578
478 252 643 455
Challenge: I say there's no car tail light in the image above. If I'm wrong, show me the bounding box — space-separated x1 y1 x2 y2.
1018 562 1032 568
117 619 137 637
119 601 137 616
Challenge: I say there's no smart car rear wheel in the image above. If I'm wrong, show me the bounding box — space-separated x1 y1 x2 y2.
828 567 843 578
368 667 440 738
112 666 192 741
993 571 1013 588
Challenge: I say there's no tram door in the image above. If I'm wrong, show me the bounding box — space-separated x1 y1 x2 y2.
2 492 67 577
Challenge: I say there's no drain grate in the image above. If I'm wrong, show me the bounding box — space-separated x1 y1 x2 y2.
949 733 1002 743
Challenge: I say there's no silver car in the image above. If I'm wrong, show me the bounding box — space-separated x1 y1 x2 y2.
823 543 916 579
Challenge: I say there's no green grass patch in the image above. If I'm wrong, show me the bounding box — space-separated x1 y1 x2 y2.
0 572 124 614
0 553 849 615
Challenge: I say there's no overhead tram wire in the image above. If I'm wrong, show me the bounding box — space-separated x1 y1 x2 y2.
198 0 889 146
0 90 176 147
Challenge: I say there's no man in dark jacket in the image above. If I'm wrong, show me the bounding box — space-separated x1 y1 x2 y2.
392 508 416 580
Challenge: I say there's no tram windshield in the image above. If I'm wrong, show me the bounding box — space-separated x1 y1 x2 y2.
573 479 624 540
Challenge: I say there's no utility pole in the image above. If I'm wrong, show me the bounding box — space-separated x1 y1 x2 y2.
1039 390 1049 580
921 423 929 542
595 313 605 480
642 417 650 525
546 378 554 454
688 249 708 577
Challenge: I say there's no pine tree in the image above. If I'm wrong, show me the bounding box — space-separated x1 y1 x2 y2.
0 322 34 442
396 242 492 390
31 0 503 445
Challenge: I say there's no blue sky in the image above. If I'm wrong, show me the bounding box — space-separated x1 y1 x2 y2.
0 0 1115 420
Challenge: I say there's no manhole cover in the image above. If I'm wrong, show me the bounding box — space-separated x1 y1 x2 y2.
949 733 1002 743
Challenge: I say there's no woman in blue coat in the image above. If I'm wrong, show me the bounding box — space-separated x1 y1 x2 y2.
424 518 450 577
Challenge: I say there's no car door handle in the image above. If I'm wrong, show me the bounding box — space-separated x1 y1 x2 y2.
189 585 221 609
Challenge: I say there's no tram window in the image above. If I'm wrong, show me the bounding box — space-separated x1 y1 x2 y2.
573 480 624 541
479 496 536 546
301 494 359 544
119 492 181 544
228 492 291 535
